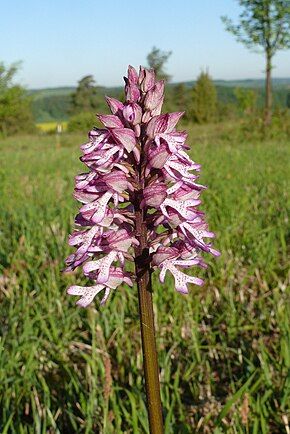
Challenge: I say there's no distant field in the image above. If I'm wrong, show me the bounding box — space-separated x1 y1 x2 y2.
0 125 289 433
36 121 68 133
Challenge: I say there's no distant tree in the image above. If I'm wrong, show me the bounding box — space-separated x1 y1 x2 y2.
234 87 257 114
70 75 100 114
287 91 290 108
146 47 172 81
0 62 34 136
221 0 290 125
67 112 96 132
0 62 19 91
192 70 217 123
172 83 188 110
169 83 192 119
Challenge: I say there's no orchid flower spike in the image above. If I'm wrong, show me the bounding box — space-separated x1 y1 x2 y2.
65 65 220 307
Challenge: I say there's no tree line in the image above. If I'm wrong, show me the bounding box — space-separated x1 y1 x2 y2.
1 0 289 136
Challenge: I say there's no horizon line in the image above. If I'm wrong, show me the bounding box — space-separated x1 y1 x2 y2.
28 76 290 91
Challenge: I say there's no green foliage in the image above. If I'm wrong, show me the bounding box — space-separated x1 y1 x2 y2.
161 83 192 119
67 75 112 132
192 70 217 123
30 86 113 124
70 75 104 115
221 0 290 53
286 90 290 108
67 112 97 132
0 62 35 136
0 128 289 432
234 87 257 114
237 107 290 140
28 79 290 125
32 95 72 123
171 83 190 112
0 61 20 91
146 47 172 81
29 87 75 99
221 0 290 123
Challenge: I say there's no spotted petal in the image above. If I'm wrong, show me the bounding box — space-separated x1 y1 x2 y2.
83 251 117 284
67 284 107 307
159 261 204 293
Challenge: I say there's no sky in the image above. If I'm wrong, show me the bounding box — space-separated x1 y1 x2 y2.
1 0 290 89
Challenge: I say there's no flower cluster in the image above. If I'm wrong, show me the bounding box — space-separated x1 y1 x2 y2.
65 66 220 307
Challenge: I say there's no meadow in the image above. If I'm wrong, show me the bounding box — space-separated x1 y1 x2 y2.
0 122 289 433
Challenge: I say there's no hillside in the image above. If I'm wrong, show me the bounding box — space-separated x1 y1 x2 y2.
180 77 290 89
30 78 290 123
27 87 76 99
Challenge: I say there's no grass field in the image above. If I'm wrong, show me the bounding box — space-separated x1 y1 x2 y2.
0 124 289 433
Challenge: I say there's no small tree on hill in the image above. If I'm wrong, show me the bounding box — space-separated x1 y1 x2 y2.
192 70 217 123
0 62 34 136
222 0 290 126
70 75 100 114
146 47 172 81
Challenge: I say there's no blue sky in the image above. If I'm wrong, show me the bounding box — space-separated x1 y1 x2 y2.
2 0 289 89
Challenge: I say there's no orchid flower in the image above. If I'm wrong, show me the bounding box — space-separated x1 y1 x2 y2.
65 65 220 307
64 65 220 433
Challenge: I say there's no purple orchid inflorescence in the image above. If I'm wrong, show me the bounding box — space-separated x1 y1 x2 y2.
65 65 220 307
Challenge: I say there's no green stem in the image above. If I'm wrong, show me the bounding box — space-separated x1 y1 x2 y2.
134 206 164 434
88 308 97 434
